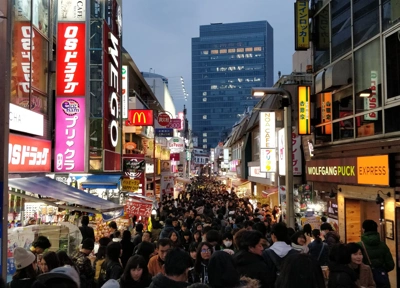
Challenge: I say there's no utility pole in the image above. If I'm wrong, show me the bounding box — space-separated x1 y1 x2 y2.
0 0 11 278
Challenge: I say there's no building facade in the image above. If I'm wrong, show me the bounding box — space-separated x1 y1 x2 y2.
307 0 400 286
191 21 274 149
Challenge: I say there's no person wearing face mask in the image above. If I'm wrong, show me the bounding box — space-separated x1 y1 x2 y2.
221 232 234 255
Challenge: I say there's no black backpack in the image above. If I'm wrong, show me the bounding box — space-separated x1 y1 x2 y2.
97 261 117 288
264 249 299 276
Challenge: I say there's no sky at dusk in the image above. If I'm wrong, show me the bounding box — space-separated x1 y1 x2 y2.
122 0 295 123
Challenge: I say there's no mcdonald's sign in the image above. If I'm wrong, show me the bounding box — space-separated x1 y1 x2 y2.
126 110 154 126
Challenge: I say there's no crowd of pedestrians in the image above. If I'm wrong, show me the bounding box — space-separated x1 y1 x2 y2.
7 177 396 288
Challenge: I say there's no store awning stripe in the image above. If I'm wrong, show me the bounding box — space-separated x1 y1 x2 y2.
9 177 123 212
81 174 122 189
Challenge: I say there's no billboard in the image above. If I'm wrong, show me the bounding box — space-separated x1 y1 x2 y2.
295 0 310 50
9 134 51 173
56 22 86 97
125 109 154 126
54 97 86 172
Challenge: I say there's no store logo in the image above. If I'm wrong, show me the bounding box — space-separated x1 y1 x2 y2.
133 112 146 123
108 32 120 148
61 99 80 116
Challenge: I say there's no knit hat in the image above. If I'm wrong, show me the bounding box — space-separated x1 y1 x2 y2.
37 265 80 288
14 247 36 270
101 279 120 288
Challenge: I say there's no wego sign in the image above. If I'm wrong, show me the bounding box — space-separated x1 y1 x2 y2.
56 23 86 97
126 110 154 126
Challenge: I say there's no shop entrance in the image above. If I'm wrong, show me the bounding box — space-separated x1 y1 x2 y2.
345 199 380 243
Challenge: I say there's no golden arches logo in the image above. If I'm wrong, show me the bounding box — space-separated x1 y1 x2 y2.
132 112 146 124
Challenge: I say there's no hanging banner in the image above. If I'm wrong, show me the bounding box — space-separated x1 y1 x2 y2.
295 0 310 50
321 93 332 134
298 86 311 134
125 199 152 218
259 112 276 148
160 173 174 197
364 71 378 121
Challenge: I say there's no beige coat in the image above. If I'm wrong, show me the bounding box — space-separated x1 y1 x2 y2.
356 263 376 288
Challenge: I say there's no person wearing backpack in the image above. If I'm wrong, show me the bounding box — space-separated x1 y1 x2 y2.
97 242 123 288
262 222 299 287
359 219 394 288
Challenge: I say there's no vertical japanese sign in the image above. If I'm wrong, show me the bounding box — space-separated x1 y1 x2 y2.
259 112 276 148
364 71 378 121
321 92 332 134
55 98 86 172
178 112 184 131
278 129 302 176
317 6 329 50
298 86 311 135
260 148 276 173
122 65 128 119
295 0 310 50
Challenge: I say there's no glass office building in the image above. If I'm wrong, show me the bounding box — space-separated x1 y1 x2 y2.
192 21 273 149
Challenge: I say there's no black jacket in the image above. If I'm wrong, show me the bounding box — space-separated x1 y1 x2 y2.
120 239 135 268
8 278 36 288
328 263 358 288
148 273 190 288
79 225 95 243
233 250 270 288
308 240 329 266
119 274 152 288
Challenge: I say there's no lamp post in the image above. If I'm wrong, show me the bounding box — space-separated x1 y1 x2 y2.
251 87 295 228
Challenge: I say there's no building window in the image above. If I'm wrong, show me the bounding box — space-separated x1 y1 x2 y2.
254 47 262 51
356 110 382 138
355 39 381 114
332 86 353 121
203 133 207 137
203 97 207 102
228 48 236 53
203 115 207 119
386 30 400 100
385 104 400 133
237 54 244 58
331 0 351 61
202 50 209 55
211 50 219 54
203 144 207 149
245 47 253 52
202 91 207 96
237 48 244 52
220 49 227 54
353 0 379 47
211 85 218 89
203 139 207 143
245 53 253 58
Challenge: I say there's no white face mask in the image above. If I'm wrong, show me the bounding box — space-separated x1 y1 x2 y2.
223 241 232 248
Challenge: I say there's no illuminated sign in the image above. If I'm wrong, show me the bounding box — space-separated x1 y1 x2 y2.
259 112 276 148
357 155 389 186
126 110 154 126
278 129 302 176
321 93 332 134
295 0 310 50
122 65 128 119
57 0 86 22
364 71 378 121
249 167 267 178
55 97 86 172
108 32 120 148
56 23 86 97
9 134 51 173
9 103 44 136
306 155 390 186
298 86 311 134
121 178 140 192
178 112 184 131
260 148 276 173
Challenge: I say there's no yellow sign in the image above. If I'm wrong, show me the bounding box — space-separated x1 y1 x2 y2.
295 0 310 50
122 179 140 192
298 86 311 134
321 93 332 134
357 155 389 186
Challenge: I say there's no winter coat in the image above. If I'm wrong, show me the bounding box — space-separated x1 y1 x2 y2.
324 231 340 250
262 241 299 287
120 239 135 268
148 255 164 277
233 250 269 288
159 224 177 239
359 232 395 272
208 250 241 288
351 263 376 288
79 225 95 243
119 274 152 288
148 273 190 288
328 263 358 288
308 240 329 266
7 278 36 288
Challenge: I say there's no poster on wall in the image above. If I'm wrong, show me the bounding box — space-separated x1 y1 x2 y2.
123 155 145 195
160 173 174 198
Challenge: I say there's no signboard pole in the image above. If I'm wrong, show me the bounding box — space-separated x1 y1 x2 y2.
285 106 294 228
0 0 11 278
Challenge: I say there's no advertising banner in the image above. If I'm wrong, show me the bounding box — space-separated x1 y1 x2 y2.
121 179 140 192
321 93 332 134
122 65 128 119
125 199 152 218
56 22 86 97
123 155 146 195
161 173 174 198
295 0 310 50
298 86 311 134
57 0 86 22
167 119 182 129
9 103 44 136
260 148 276 173
55 97 86 172
9 134 51 173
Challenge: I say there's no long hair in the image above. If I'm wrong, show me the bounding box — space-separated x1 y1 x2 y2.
13 263 37 280
121 255 149 282
106 242 121 262
168 230 181 247
194 242 213 274
275 254 325 288
42 251 60 271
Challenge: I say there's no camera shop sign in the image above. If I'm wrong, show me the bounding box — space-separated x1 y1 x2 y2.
305 155 389 186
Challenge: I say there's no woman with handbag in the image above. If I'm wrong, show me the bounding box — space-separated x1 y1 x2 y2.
347 243 375 288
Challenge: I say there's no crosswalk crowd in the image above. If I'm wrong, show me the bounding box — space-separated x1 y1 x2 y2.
6 177 395 288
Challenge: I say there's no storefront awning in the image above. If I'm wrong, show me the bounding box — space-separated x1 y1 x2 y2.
175 177 192 184
81 174 122 189
9 177 123 213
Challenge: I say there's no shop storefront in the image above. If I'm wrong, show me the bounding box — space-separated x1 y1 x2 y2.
247 161 279 206
305 154 397 286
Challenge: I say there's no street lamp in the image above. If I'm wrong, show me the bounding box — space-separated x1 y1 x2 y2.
251 87 295 228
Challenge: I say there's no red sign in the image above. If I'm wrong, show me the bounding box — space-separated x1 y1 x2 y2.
56 23 86 97
178 112 184 131
126 110 154 126
157 113 171 126
125 199 153 218
9 134 51 173
166 119 182 129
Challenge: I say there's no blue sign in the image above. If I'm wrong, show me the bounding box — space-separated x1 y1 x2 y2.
155 128 173 137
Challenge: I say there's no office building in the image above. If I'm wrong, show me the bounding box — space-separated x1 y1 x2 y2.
192 21 274 149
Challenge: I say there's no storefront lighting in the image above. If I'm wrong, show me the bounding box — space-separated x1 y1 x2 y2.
376 190 391 204
358 88 372 98
151 208 157 215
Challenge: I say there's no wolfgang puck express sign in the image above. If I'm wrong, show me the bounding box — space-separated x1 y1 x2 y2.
306 155 389 186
